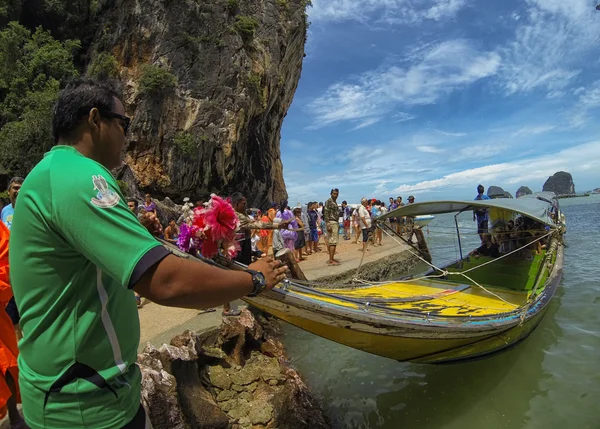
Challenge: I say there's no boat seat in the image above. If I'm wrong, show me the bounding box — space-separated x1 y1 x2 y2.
445 252 545 291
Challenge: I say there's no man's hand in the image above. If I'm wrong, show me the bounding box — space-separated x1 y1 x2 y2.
140 212 163 237
248 257 289 290
277 219 291 229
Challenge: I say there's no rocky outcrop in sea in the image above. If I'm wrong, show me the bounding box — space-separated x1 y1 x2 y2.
543 171 575 196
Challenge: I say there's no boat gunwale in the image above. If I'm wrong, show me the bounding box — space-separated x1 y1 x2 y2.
246 243 564 334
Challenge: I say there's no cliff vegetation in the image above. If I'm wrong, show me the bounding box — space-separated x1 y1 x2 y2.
0 0 311 208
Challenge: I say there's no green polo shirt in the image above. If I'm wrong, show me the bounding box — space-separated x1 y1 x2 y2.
9 146 170 428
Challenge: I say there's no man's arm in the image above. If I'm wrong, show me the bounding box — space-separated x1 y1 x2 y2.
239 214 287 230
134 255 285 309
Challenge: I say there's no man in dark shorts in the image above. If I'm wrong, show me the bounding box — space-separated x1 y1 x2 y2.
473 184 491 243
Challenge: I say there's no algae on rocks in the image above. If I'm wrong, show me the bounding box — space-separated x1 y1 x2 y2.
138 309 330 429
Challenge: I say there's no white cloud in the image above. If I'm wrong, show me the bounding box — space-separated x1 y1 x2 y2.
498 1 600 96
416 145 444 153
579 81 600 108
308 39 500 128
308 0 468 24
432 129 467 137
393 112 416 122
511 125 556 137
349 117 383 131
389 140 600 194
567 80 600 127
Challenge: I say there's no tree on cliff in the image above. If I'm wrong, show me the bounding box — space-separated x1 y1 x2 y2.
0 22 79 177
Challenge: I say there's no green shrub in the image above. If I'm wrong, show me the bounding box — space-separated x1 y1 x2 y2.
226 0 239 15
277 0 288 9
0 191 8 201
139 64 177 97
173 132 197 155
0 23 79 176
87 51 119 80
234 16 258 42
116 180 128 196
248 72 265 105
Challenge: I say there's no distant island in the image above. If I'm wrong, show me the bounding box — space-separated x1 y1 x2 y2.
543 171 575 196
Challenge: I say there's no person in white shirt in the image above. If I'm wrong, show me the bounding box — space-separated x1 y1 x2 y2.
358 198 372 253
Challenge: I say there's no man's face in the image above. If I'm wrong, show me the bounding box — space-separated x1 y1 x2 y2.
408 198 415 203
342 202 346 208
8 182 21 205
127 201 136 212
169 220 176 227
389 198 394 204
331 190 339 200
97 97 127 170
236 197 247 213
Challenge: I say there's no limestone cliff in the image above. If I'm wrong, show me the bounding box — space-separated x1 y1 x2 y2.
94 0 308 208
2 0 308 208
487 185 513 199
516 186 532 198
543 171 575 196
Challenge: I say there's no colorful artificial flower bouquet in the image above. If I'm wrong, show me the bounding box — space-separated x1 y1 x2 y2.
177 194 240 258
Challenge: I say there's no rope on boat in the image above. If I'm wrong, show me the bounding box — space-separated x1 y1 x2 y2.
376 227 558 308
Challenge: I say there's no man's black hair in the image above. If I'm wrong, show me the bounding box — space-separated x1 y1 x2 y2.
7 177 24 191
477 184 485 193
230 192 245 205
52 78 123 144
127 198 138 208
331 188 339 194
342 200 347 205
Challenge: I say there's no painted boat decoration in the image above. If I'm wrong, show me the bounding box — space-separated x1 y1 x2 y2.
164 193 565 364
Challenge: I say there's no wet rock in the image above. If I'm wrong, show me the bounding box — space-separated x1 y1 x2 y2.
139 364 187 429
248 401 273 425
139 308 330 429
201 345 228 360
216 389 236 402
227 399 251 420
208 365 233 390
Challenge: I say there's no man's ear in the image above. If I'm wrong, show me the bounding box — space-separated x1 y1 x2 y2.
88 107 101 132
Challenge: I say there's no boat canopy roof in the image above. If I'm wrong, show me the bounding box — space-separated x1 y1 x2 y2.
380 192 558 228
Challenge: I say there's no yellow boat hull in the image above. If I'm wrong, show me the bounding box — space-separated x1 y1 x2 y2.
245 246 563 364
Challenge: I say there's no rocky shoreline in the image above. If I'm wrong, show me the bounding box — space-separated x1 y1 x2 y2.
138 308 330 429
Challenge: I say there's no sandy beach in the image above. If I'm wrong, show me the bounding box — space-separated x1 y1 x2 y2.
136 234 410 352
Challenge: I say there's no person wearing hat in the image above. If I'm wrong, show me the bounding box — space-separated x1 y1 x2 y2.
323 189 341 265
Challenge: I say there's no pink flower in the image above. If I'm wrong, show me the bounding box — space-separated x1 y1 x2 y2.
204 195 239 242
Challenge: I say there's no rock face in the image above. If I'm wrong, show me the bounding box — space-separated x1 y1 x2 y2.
90 0 308 208
516 186 533 198
543 171 575 196
487 186 513 199
138 309 330 429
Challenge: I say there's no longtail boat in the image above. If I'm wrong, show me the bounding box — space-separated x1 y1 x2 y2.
165 193 565 364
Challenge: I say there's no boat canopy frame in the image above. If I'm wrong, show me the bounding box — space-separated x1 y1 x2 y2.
379 192 559 229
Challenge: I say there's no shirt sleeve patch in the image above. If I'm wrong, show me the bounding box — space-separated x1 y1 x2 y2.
91 175 121 208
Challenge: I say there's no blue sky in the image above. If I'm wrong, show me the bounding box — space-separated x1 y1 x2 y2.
280 0 600 204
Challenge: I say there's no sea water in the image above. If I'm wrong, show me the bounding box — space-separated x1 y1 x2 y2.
280 194 600 429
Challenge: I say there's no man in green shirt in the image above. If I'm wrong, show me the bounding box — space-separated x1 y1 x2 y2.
9 79 287 429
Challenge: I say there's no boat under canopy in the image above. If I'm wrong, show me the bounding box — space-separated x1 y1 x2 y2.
166 193 565 364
